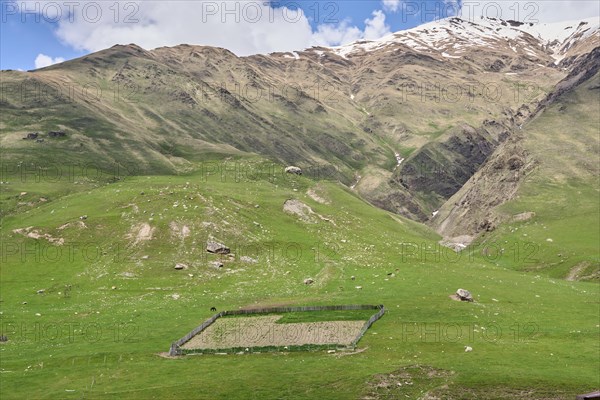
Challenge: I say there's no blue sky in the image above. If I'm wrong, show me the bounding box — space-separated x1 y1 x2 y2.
1 0 598 71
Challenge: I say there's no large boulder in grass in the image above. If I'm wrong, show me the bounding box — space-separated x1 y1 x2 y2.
456 288 474 302
285 166 302 175
206 241 230 254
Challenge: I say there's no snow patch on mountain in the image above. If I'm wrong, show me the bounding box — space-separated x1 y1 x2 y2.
283 51 300 60
324 16 599 61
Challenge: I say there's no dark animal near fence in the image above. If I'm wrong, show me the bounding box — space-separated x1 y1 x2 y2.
210 307 217 312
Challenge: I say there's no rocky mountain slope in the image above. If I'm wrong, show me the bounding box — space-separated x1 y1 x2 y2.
433 47 600 246
1 16 598 242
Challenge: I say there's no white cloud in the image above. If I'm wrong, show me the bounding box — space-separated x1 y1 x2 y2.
458 1 599 23
311 11 391 46
53 1 313 56
34 54 65 69
23 0 597 61
383 0 401 13
312 20 363 46
33 1 397 56
364 10 392 40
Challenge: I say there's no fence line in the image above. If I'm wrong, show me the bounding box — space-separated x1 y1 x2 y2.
351 305 386 348
169 304 385 356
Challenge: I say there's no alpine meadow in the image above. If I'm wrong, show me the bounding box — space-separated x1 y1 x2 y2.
0 1 599 399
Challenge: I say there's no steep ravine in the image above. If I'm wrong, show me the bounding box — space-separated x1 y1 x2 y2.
429 47 600 246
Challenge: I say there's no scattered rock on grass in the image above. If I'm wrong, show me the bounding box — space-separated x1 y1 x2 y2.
513 211 535 222
206 241 230 254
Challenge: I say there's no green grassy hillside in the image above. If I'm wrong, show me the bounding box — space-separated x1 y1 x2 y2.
1 25 598 400
0 158 598 399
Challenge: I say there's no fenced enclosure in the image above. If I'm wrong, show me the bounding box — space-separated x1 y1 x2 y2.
169 304 385 356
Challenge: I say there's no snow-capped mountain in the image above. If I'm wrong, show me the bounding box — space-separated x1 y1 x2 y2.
301 16 599 64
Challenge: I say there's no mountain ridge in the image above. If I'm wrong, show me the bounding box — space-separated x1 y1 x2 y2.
23 16 600 73
1 15 598 246
324 16 599 62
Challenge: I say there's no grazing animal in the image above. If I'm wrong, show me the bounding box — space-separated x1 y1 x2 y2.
210 307 217 312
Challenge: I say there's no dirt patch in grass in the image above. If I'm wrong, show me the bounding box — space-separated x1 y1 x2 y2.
307 187 330 204
57 221 87 230
181 315 365 350
169 221 190 239
566 261 593 281
362 365 576 399
425 386 573 399
13 226 65 245
334 346 369 357
128 223 155 245
283 199 316 222
362 365 454 400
